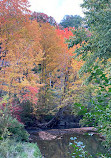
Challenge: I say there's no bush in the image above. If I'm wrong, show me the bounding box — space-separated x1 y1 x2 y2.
19 100 37 127
0 108 29 141
8 117 29 141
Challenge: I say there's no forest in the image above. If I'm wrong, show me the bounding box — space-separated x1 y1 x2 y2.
0 0 111 157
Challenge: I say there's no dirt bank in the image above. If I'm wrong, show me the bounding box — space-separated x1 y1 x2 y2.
29 127 98 140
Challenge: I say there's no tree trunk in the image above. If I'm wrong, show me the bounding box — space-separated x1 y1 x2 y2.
37 106 68 129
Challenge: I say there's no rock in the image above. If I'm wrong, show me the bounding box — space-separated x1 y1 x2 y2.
38 131 57 140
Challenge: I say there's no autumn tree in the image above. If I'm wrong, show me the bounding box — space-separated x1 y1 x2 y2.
0 0 44 107
31 12 57 26
34 23 65 112
56 27 84 93
0 0 30 54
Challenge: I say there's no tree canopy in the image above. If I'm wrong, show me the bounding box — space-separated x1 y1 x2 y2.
67 0 111 75
60 15 84 28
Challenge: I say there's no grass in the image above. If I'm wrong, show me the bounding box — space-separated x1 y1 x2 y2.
0 139 42 158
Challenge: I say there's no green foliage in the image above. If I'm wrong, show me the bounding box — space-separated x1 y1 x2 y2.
37 88 62 116
67 0 111 75
70 137 92 158
0 99 41 158
0 139 42 158
81 0 111 60
77 67 111 156
68 84 94 116
44 88 62 112
67 1 111 156
0 102 29 141
60 15 83 28
67 28 89 48
0 114 29 141
8 118 29 141
19 101 36 127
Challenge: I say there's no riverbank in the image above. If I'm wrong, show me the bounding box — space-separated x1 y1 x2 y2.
28 127 99 141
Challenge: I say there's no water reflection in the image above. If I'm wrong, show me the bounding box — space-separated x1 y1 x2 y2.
31 132 106 158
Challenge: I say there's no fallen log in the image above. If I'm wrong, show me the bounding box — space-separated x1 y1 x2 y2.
37 106 72 129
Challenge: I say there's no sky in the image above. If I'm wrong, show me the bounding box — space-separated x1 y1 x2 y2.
28 0 84 23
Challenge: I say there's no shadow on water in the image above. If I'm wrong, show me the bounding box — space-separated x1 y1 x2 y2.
30 130 106 158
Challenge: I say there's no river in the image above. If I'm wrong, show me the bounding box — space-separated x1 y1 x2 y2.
29 128 106 158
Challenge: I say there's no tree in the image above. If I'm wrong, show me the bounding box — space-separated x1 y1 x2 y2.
31 12 57 26
0 0 44 105
0 20 43 103
0 0 30 72
67 1 111 156
35 23 69 112
0 0 30 49
67 0 111 75
60 15 83 28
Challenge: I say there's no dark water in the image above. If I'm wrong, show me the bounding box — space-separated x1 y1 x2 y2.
30 131 106 158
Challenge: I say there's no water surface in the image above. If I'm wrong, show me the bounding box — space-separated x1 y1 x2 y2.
30 130 106 158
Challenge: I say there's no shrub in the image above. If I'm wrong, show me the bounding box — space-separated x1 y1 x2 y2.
7 117 29 141
0 105 29 141
19 100 37 127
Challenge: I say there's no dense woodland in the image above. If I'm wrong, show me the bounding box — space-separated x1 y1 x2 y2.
0 0 111 157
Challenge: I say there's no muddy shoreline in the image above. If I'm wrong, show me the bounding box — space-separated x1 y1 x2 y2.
27 127 103 141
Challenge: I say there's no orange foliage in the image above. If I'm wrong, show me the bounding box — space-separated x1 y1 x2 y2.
0 0 43 103
0 0 85 105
